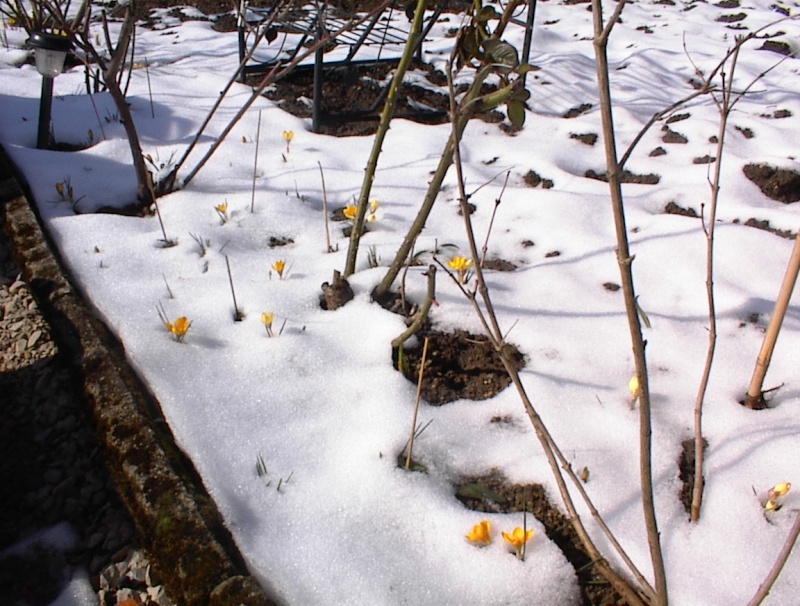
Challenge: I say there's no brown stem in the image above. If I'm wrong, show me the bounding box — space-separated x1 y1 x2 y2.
102 10 154 209
592 0 667 602
344 0 428 277
391 266 436 349
747 510 800 605
744 228 800 408
447 58 653 604
405 336 429 471
689 43 743 524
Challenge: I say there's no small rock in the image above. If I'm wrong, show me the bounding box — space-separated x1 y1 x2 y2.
27 329 43 348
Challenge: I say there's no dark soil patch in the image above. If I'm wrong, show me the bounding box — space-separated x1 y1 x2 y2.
734 218 795 239
758 40 792 55
262 61 451 136
715 0 739 7
738 311 767 331
649 147 666 157
735 125 755 139
585 169 660 185
762 109 793 119
743 163 800 203
483 258 517 271
523 170 555 189
661 127 688 144
456 471 626 606
665 112 690 124
693 155 716 165
570 132 598 146
268 235 294 247
457 202 477 215
373 288 419 317
603 282 620 291
664 201 699 218
395 329 525 405
716 11 747 22
563 103 593 119
678 438 708 514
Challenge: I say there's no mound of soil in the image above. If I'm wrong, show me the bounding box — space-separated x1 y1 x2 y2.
261 61 451 136
743 163 800 203
395 329 525 405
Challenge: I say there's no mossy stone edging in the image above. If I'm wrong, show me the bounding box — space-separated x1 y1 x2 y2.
0 144 274 606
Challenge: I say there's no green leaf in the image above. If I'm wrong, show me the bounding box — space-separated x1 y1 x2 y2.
478 85 514 111
397 343 407 374
456 25 481 65
511 87 531 103
635 296 652 328
507 100 525 128
456 483 507 504
483 39 518 68
397 452 427 473
515 63 535 75
477 5 500 22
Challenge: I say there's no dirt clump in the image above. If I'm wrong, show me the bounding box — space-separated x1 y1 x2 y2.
743 163 800 203
395 329 524 405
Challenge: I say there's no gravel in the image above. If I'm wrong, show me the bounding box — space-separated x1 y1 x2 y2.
0 217 174 605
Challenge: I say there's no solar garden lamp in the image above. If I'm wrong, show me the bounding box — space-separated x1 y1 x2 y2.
27 31 73 149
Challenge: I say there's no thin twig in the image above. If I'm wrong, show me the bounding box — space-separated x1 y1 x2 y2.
446 54 652 605
592 1 667 601
479 171 509 267
318 162 333 252
225 255 243 321
391 266 436 349
747 511 800 605
405 336 429 471
250 110 262 213
145 57 155 119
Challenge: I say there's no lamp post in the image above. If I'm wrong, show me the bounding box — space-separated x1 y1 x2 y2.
27 32 73 149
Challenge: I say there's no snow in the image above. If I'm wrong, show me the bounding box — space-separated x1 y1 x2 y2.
2 1 800 604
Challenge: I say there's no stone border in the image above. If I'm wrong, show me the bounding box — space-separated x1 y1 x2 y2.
0 143 275 606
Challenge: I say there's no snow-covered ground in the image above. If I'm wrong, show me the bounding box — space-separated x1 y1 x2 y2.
2 0 800 603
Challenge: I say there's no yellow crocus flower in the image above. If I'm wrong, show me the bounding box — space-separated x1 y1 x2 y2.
214 201 229 223
261 312 274 337
272 260 286 279
770 482 791 498
447 256 473 284
282 130 294 154
466 520 492 545
165 316 191 342
766 482 791 510
502 526 533 558
447 256 471 272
